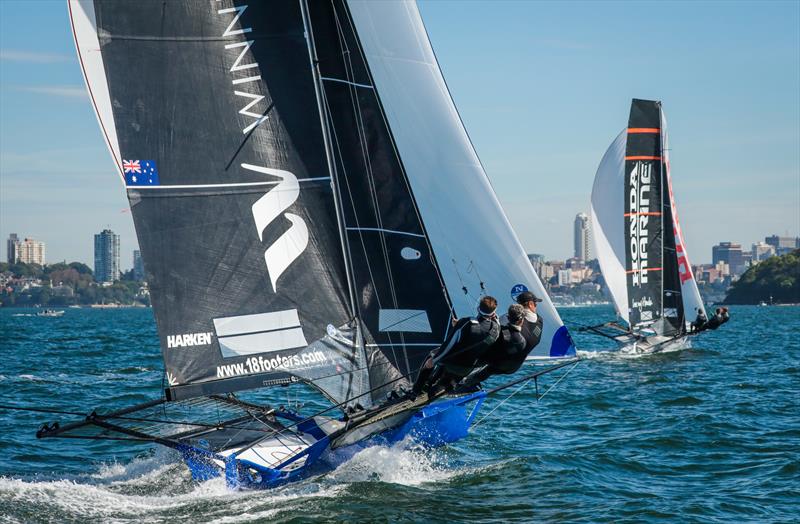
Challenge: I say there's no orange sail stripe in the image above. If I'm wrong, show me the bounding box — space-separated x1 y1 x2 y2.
627 128 660 133
623 212 663 217
625 155 662 160
625 267 663 274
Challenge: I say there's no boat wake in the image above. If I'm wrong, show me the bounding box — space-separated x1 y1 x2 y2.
0 447 335 520
0 438 478 522
578 338 692 360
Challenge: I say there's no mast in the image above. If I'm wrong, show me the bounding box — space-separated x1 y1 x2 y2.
299 0 358 322
658 101 666 322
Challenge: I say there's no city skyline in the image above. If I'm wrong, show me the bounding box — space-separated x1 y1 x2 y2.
3 228 796 273
1 1 798 265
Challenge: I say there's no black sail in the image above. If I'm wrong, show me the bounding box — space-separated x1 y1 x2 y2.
624 99 665 328
83 0 367 401
307 0 454 400
75 0 466 407
660 171 685 335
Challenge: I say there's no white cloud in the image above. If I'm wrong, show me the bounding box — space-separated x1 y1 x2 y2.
0 49 73 63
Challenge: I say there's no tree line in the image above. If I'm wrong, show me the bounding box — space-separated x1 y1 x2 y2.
724 249 800 304
0 261 149 307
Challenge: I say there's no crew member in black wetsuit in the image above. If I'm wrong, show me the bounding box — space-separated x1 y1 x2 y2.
514 291 545 353
459 303 531 389
691 310 708 333
411 296 501 396
703 307 730 330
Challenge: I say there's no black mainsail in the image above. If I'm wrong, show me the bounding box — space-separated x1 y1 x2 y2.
592 98 706 338
624 100 668 329
71 0 463 407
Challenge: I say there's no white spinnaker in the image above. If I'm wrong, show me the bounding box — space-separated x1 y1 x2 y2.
590 130 629 324
68 0 124 181
660 110 706 324
347 0 574 358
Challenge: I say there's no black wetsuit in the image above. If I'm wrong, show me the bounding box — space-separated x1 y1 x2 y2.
412 315 500 394
461 324 527 388
705 310 730 330
691 312 708 333
461 314 544 388
519 314 544 353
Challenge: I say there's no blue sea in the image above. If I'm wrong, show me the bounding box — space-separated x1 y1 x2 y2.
0 305 797 523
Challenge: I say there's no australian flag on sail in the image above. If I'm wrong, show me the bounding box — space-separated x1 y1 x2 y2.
123 159 159 186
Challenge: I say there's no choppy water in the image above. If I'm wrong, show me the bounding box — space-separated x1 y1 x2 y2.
0 306 797 523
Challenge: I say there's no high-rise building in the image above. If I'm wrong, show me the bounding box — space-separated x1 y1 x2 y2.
751 242 776 262
712 242 745 275
94 229 120 282
527 253 544 277
14 237 46 265
6 233 18 264
133 250 145 281
765 235 800 256
574 212 592 261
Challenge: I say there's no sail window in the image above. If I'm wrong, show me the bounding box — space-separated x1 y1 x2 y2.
378 309 432 333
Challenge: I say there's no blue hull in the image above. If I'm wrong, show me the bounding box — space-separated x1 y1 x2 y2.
181 391 486 490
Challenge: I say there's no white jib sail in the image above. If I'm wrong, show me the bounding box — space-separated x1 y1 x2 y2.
347 0 575 358
590 130 629 324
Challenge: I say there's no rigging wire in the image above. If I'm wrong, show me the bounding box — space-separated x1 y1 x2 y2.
466 259 487 295
472 360 580 429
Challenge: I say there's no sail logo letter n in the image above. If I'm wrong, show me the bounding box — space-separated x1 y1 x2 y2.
242 163 309 292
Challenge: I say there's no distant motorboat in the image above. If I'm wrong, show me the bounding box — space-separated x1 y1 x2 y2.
36 309 64 317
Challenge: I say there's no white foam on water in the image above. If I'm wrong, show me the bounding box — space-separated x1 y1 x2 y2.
88 447 179 483
325 439 466 486
579 338 692 361
576 347 618 359
0 447 346 522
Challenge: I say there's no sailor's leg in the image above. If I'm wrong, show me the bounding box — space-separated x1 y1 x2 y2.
411 355 436 395
460 365 494 389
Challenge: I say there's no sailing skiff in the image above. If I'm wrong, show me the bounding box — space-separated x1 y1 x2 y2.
585 99 713 353
35 0 577 489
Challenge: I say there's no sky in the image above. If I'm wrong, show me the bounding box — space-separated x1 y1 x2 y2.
0 0 798 269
